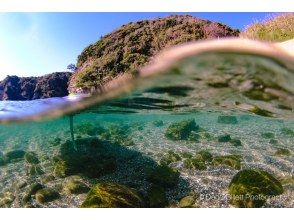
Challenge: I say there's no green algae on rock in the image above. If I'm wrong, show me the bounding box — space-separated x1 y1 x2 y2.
229 139 242 147
280 127 294 137
147 184 168 208
218 134 232 142
165 119 199 140
0 191 15 208
35 188 60 204
261 132 275 139
228 169 283 208
22 183 44 205
100 124 134 146
274 148 291 156
63 176 90 195
153 120 164 127
179 195 198 208
195 150 213 162
147 164 180 188
52 138 116 178
24 152 40 164
217 115 238 124
81 183 145 208
212 155 242 169
160 150 181 165
184 157 206 170
27 164 44 176
4 150 26 163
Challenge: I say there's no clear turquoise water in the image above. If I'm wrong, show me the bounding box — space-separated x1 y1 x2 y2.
0 53 293 207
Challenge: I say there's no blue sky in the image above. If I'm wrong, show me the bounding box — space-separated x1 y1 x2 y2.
0 12 277 80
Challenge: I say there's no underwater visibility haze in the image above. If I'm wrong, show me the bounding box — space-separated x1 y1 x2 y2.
0 39 293 208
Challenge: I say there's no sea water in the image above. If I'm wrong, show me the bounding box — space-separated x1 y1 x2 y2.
0 53 293 208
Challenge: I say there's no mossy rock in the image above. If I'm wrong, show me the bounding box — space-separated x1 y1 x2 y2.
27 165 44 176
274 148 291 156
24 152 40 164
147 184 168 208
261 132 275 139
22 183 44 204
147 165 180 188
279 176 294 186
212 155 242 169
230 139 242 146
160 150 181 165
181 152 193 159
179 195 198 208
0 156 5 166
63 177 90 194
0 192 15 207
165 119 199 140
52 138 116 178
217 115 238 124
187 132 200 142
81 183 145 208
100 125 134 146
153 120 164 127
229 169 283 208
195 150 213 162
184 157 206 170
4 150 26 163
218 134 231 143
35 188 60 204
280 128 294 137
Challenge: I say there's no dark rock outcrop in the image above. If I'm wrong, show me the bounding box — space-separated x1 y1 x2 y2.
0 72 72 100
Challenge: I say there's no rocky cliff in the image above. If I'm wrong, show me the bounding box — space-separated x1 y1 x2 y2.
69 14 240 93
0 72 72 100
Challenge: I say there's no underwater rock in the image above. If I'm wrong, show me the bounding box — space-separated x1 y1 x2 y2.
279 176 294 186
179 195 198 208
53 138 116 178
27 165 44 176
100 125 134 146
4 150 26 163
160 150 181 165
181 152 193 159
24 152 40 164
243 89 277 101
0 192 15 207
42 175 55 183
187 132 201 142
218 134 232 142
147 184 168 208
81 183 145 208
274 148 291 156
153 120 164 127
229 169 283 208
147 165 180 188
230 139 242 146
22 183 44 204
195 150 213 162
0 155 5 166
212 155 242 169
165 119 199 140
63 176 90 194
35 188 60 204
261 132 275 139
217 115 238 124
184 157 206 170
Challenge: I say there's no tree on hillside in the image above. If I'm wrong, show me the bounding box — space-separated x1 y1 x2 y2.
67 64 77 72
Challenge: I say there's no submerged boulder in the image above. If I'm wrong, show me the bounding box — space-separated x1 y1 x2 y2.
160 150 181 165
147 165 180 188
4 150 26 163
228 169 283 208
63 176 90 195
274 148 291 156
212 155 242 169
35 188 60 204
24 152 40 164
81 183 145 208
165 119 199 140
52 138 116 178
